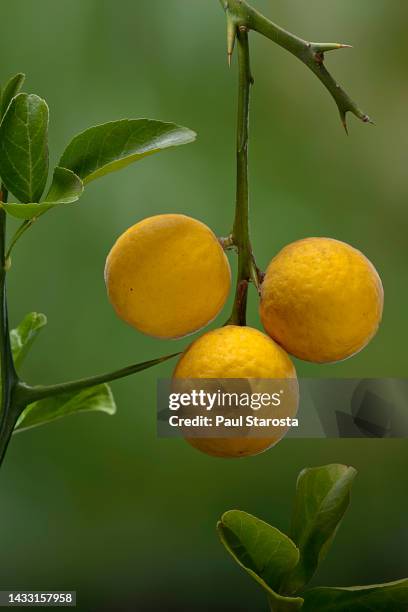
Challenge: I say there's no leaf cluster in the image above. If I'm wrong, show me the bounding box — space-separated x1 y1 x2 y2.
0 73 195 434
218 464 408 611
0 73 195 220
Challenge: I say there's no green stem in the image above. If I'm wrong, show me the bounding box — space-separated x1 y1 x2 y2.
0 186 19 466
228 27 259 326
16 353 180 406
219 0 370 131
5 219 36 262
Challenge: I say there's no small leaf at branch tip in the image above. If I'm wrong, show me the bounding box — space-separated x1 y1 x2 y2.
363 114 375 126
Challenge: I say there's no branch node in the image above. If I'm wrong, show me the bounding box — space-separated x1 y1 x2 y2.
314 51 324 65
219 234 236 250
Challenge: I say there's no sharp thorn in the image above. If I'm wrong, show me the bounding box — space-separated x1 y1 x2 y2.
226 15 236 66
340 113 349 135
313 42 353 53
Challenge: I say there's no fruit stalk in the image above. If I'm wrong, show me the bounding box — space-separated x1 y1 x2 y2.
229 27 259 326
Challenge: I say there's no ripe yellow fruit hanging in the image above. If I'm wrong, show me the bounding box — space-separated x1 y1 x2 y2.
260 237 384 363
173 325 298 458
105 214 231 339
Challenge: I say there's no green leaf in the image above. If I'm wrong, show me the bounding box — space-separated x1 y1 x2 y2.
9 313 115 432
45 166 84 203
302 578 408 611
10 312 47 370
14 384 116 433
0 93 49 203
2 167 84 220
284 464 357 593
59 119 196 184
0 73 25 119
218 511 304 611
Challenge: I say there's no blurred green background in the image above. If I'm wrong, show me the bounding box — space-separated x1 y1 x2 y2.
0 0 407 610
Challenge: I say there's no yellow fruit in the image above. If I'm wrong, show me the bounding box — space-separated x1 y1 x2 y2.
260 237 384 363
174 325 298 458
105 214 231 339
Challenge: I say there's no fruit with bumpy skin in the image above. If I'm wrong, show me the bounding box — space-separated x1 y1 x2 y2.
173 325 298 458
105 214 231 339
260 237 384 363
